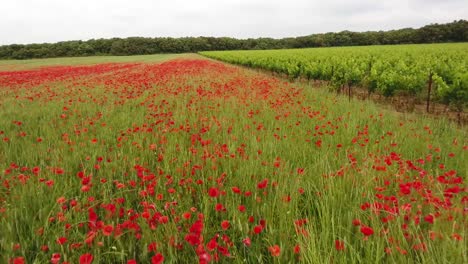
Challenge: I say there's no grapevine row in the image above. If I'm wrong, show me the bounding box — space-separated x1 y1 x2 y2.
200 43 467 117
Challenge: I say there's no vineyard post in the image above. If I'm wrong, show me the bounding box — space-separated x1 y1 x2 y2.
348 83 352 102
457 111 461 125
367 60 373 100
426 71 433 113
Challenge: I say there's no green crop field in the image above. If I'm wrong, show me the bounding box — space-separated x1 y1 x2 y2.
201 43 468 120
0 51 466 264
0 54 197 71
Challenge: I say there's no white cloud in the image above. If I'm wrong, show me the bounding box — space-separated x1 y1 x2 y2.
0 0 466 44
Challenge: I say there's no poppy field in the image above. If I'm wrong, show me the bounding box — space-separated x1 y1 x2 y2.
0 55 466 263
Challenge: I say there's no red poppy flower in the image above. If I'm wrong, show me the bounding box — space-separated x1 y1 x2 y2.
208 187 219 198
335 240 345 251
79 253 94 264
221 220 230 230
257 179 268 189
56 237 67 245
268 245 281 257
253 225 263 234
102 225 113 236
151 253 164 264
360 225 374 236
11 257 25 264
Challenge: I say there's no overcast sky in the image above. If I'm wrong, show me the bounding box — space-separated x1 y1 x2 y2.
1 0 466 45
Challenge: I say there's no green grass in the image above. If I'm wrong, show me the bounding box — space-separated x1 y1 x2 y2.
0 53 200 70
0 54 466 263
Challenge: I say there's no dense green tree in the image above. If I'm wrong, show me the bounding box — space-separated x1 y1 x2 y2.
0 20 466 60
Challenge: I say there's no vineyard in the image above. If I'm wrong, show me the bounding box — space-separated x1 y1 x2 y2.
0 54 467 264
200 44 468 121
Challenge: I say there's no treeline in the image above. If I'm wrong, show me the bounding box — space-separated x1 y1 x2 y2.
1 20 467 60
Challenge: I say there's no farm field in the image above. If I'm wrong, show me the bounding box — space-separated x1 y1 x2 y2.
201 43 468 123
0 54 467 263
0 54 196 71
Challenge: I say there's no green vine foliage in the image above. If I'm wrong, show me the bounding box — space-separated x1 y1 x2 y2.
201 43 468 109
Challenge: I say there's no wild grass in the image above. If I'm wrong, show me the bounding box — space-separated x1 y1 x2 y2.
0 55 466 263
